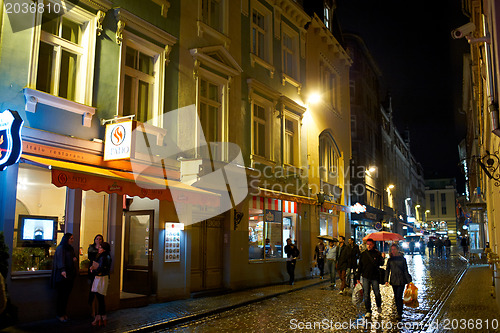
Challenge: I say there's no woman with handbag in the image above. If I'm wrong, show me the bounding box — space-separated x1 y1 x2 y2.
90 242 112 326
385 244 412 320
87 234 103 318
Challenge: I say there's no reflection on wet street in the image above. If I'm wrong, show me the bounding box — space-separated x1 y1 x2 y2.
161 251 467 332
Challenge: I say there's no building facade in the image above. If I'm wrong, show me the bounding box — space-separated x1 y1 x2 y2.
424 179 458 243
0 0 355 322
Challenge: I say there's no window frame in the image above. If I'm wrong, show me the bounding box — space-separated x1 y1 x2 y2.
319 59 340 111
118 31 166 127
282 111 300 167
250 0 273 66
29 0 97 106
251 95 274 161
281 23 299 80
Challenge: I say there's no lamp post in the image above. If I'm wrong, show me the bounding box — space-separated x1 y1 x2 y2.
425 209 430 223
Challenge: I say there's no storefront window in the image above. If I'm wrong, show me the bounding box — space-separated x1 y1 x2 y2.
13 164 66 272
248 196 298 261
320 211 337 237
79 190 109 272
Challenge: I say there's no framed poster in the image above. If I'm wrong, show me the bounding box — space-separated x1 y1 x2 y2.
165 222 183 262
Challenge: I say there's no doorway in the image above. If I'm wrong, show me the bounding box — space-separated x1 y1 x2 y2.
122 210 154 295
190 218 224 292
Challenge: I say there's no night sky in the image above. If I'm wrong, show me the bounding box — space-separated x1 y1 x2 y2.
336 0 470 192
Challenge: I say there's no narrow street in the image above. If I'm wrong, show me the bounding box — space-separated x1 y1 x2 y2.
162 251 468 332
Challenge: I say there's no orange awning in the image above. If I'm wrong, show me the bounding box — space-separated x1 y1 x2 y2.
21 155 220 207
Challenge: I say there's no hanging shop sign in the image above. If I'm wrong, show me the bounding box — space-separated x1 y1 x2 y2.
350 202 367 214
165 222 183 262
0 109 23 171
104 121 132 161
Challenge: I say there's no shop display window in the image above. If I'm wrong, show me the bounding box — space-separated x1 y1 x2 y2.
79 190 108 272
248 197 298 261
13 164 66 272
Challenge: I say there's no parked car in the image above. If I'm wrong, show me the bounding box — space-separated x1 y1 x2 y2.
401 235 425 254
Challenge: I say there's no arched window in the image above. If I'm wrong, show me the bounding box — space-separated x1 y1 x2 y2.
319 132 339 184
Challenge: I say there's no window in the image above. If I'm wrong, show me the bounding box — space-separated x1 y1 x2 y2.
116 9 176 127
199 77 223 159
351 115 357 138
319 134 337 183
281 25 299 79
31 3 97 104
441 193 447 215
250 0 272 64
284 119 295 165
320 61 338 109
350 80 355 103
13 164 66 272
202 0 223 32
79 190 109 272
248 196 298 261
324 5 330 29
430 193 435 215
253 103 267 158
122 45 156 123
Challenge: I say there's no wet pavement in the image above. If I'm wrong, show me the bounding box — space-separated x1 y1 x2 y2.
161 250 468 333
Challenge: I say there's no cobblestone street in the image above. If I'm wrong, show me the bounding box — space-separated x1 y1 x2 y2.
163 251 468 333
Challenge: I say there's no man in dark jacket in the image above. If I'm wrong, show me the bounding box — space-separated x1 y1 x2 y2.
356 238 385 318
444 237 452 258
347 237 360 289
336 236 350 294
284 238 300 285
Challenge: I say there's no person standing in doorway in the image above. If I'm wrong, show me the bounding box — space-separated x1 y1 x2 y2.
314 239 326 279
356 238 385 318
336 236 350 294
52 233 77 323
284 238 300 285
385 244 412 320
325 240 338 287
90 242 112 326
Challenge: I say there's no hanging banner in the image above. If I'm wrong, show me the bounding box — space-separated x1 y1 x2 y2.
0 109 23 171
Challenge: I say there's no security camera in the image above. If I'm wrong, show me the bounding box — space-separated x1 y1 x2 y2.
451 22 476 39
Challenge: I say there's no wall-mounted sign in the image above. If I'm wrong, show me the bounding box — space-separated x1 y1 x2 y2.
350 202 367 214
104 121 132 161
0 110 23 171
165 222 183 262
374 222 383 230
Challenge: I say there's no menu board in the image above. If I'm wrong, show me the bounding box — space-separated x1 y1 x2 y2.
165 222 183 262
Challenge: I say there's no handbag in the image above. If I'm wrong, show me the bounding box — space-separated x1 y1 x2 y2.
91 275 109 296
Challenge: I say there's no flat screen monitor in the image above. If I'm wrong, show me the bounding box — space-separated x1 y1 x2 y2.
18 215 58 246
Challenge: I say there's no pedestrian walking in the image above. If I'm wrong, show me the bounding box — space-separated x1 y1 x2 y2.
427 238 435 256
314 239 326 279
51 233 77 323
347 237 360 289
90 242 112 326
359 239 368 253
284 238 300 285
444 237 451 258
356 238 385 318
336 236 350 294
88 234 103 318
385 244 412 320
461 236 469 256
435 237 443 258
325 240 338 287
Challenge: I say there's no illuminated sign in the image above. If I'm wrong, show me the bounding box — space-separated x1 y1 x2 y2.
165 222 183 262
104 121 132 161
350 202 367 214
0 110 23 171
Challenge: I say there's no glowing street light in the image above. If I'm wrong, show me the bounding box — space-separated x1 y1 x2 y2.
387 184 395 190
307 92 321 105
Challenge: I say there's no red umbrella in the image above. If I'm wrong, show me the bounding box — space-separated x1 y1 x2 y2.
363 231 404 242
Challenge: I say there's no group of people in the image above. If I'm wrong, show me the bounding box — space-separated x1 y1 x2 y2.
52 233 112 326
311 237 412 320
314 236 359 294
426 237 452 257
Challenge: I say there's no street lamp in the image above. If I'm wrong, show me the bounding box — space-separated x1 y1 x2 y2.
388 184 395 190
425 209 430 222
307 92 321 105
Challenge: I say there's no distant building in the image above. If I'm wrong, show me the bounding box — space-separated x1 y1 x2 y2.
425 179 458 243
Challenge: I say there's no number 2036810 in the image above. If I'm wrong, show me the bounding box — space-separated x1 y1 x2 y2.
431 319 499 330
5 2 61 15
